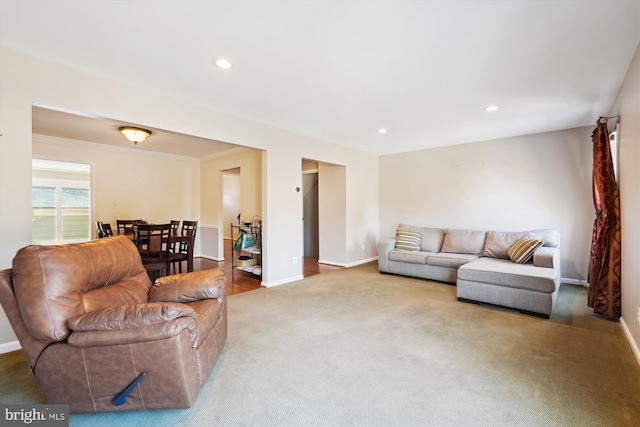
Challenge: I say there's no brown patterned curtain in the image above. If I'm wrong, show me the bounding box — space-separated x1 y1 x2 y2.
587 118 621 318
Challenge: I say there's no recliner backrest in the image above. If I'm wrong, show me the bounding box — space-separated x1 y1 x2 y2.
11 235 150 343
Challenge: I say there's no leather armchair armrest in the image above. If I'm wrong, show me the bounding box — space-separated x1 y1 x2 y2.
67 302 198 347
68 317 197 348
149 269 226 303
378 238 396 273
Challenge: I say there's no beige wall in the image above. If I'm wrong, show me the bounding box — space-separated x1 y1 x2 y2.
0 47 379 348
200 149 263 259
609 41 640 360
318 163 346 264
33 135 201 237
379 126 594 281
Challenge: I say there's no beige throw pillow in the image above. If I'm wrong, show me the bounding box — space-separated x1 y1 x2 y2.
395 229 421 252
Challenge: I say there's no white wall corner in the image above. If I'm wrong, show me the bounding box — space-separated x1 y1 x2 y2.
262 275 304 288
620 317 640 367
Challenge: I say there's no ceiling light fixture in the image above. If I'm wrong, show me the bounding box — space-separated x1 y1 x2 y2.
213 58 233 69
485 105 499 112
378 128 388 134
119 126 152 144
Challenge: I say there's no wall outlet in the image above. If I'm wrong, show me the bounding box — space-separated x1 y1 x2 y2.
361 243 365 251
292 256 297 265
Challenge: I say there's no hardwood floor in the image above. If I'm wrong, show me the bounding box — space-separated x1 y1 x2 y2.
191 239 343 296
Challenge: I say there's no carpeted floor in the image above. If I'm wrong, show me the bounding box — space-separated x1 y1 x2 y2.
1 262 639 426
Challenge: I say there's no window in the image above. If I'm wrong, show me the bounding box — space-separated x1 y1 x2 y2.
32 159 91 244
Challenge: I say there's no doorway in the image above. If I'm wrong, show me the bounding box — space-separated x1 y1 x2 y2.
303 170 319 259
222 168 241 240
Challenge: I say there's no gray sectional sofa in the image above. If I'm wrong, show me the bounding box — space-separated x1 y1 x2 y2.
378 224 561 318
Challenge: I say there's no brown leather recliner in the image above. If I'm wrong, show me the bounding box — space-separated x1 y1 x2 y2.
0 235 227 413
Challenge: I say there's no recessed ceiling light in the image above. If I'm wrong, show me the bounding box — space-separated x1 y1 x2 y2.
213 58 233 69
378 128 388 134
485 105 499 112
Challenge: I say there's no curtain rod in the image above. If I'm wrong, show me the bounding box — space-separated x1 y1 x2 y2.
599 115 620 124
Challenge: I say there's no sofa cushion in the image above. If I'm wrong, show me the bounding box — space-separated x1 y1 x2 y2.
398 224 445 252
508 234 544 264
388 250 428 264
458 258 557 293
394 229 421 252
441 229 486 255
482 231 528 259
425 253 478 268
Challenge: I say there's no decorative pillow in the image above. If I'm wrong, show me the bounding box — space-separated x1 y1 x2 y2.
398 224 444 252
507 233 544 264
394 229 421 252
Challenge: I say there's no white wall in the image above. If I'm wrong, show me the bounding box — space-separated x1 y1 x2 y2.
609 42 640 362
379 126 594 281
0 47 379 348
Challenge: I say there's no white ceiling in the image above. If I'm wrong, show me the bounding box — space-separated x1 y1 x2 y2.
2 1 639 157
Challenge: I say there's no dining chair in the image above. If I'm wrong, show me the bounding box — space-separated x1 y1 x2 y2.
116 219 144 240
135 223 172 282
170 220 198 274
102 223 114 237
170 220 180 237
96 221 105 238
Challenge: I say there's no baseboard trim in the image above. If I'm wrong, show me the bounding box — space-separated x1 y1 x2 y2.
262 275 304 288
620 317 640 367
0 340 21 354
561 278 588 286
199 255 225 262
318 257 378 268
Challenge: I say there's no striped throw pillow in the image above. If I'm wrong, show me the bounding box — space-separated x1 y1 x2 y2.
507 233 544 264
395 229 422 252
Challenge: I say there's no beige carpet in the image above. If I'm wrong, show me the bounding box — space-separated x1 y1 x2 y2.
1 262 639 426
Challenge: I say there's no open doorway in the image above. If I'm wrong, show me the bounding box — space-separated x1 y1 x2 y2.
302 161 319 259
302 159 344 277
222 168 241 240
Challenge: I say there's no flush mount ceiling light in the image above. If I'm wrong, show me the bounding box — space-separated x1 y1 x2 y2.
119 126 152 144
213 58 233 69
484 105 499 112
378 128 388 134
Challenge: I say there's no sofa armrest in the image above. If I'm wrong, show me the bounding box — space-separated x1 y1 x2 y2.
149 269 226 303
67 302 198 347
378 238 396 272
533 247 559 269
